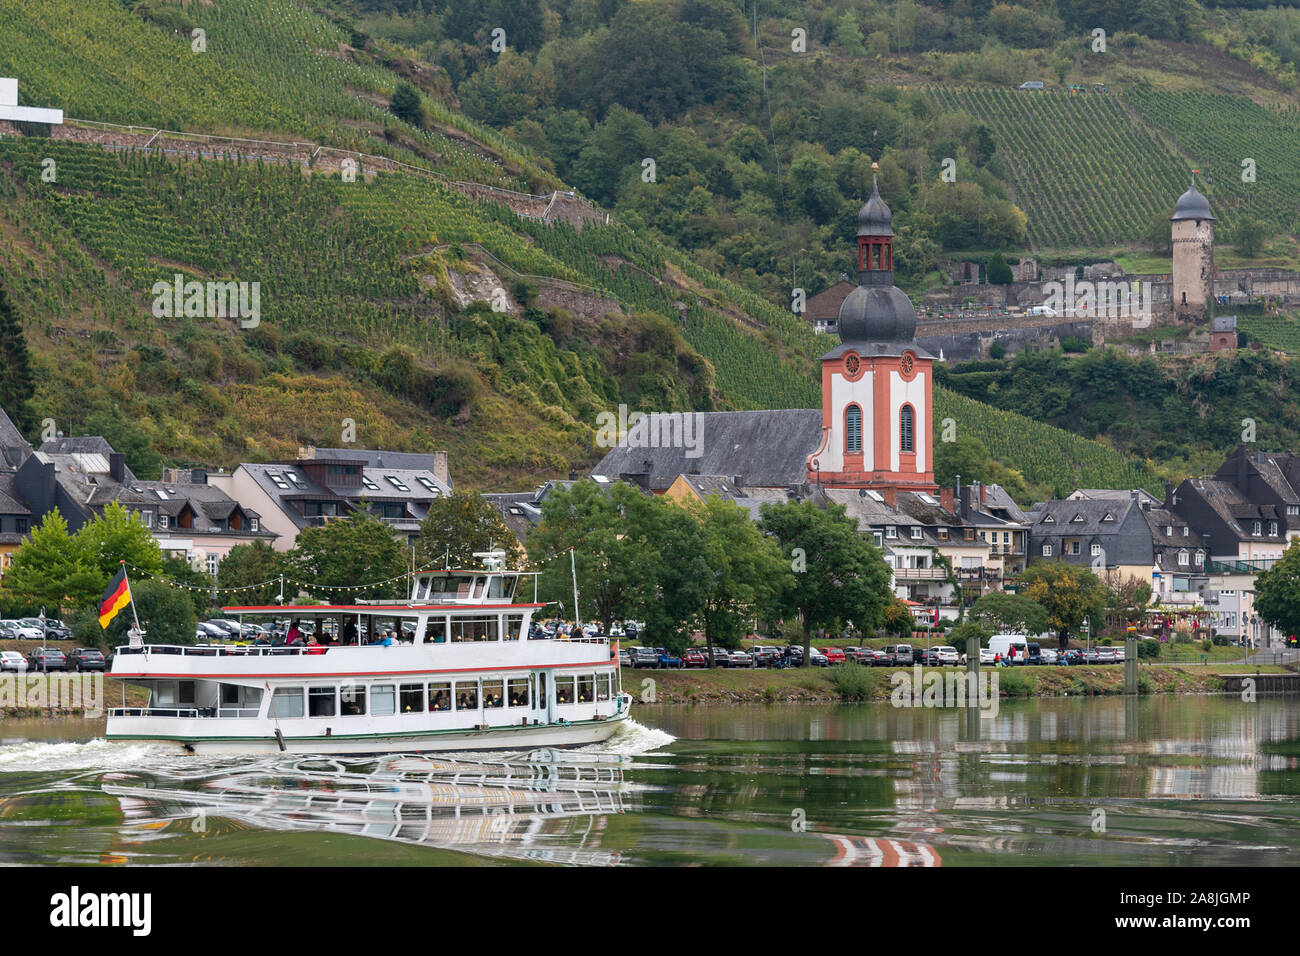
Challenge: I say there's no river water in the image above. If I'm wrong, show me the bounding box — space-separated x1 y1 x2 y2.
1 696 1298 866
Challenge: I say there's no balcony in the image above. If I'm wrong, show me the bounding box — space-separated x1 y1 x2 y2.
893 567 949 580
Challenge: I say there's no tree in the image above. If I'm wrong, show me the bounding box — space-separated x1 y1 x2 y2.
217 541 293 607
390 81 426 128
987 252 1013 284
758 500 892 665
0 509 100 615
101 579 197 648
949 618 992 651
1253 542 1300 638
415 491 524 570
970 591 1049 635
292 512 408 601
0 279 35 437
1233 216 1267 259
1144 212 1172 256
1017 561 1106 649
641 499 710 655
883 598 916 637
75 502 164 583
526 480 660 633
687 495 790 657
163 555 214 617
1101 569 1152 628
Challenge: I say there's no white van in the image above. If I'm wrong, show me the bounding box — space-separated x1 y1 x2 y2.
988 634 1030 664
1026 305 1058 317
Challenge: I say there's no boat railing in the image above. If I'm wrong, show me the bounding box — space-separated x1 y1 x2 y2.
114 644 334 658
108 706 261 719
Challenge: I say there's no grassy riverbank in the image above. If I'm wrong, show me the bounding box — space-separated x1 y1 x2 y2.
623 663 1295 705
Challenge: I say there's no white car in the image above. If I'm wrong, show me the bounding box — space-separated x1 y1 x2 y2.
959 648 998 666
932 645 959 665
2 620 43 640
1039 648 1058 664
0 650 27 672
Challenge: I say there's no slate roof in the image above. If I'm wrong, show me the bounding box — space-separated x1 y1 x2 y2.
0 406 30 459
591 410 823 492
975 483 1028 523
132 480 271 538
1028 498 1154 566
1183 477 1285 540
307 447 452 487
35 451 151 509
0 473 30 516
241 460 449 531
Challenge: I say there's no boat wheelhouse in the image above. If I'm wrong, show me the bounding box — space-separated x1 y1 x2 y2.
107 556 630 754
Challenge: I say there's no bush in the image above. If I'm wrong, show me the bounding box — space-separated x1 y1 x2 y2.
829 662 877 701
1136 640 1160 659
995 669 1036 697
989 340 1006 359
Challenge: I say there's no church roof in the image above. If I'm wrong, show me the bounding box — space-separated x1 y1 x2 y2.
590 410 823 492
856 175 894 238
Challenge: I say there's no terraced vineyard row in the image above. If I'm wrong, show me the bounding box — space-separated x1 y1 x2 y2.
0 0 536 189
1124 88 1300 233
935 386 1161 494
1237 315 1300 353
928 87 1190 248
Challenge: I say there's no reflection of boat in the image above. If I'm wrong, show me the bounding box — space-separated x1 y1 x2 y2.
107 556 630 754
102 750 628 864
823 834 941 866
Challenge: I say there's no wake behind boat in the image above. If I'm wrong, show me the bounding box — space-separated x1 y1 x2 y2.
106 554 630 754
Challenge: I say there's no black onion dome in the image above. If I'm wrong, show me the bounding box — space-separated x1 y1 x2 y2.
837 284 917 343
857 175 893 237
1171 183 1215 221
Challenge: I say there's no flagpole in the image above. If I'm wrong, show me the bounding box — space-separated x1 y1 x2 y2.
122 561 143 633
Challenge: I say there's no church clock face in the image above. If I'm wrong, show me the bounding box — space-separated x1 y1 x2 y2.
900 352 915 377
845 354 860 376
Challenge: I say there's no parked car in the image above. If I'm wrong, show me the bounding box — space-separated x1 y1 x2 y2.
656 647 684 669
195 622 227 640
932 645 959 665
682 648 708 668
1018 80 1045 90
66 647 107 672
748 646 782 667
822 647 847 665
865 649 890 666
27 648 67 672
729 649 754 668
1097 648 1118 664
1081 649 1102 664
960 648 997 666
1111 646 1126 662
0 650 27 672
806 646 830 667
783 645 805 666
617 648 631 667
1039 648 1058 664
628 647 659 669
884 644 914 666
4 619 44 640
707 646 733 668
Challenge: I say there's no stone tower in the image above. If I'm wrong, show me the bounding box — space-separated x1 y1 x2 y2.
806 170 936 494
1171 176 1215 318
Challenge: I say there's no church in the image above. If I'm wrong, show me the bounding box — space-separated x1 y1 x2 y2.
591 172 1030 611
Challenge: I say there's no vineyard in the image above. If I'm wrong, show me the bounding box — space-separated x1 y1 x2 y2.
934 387 1161 494
1237 314 1300 353
0 0 545 190
1124 88 1300 235
928 87 1191 249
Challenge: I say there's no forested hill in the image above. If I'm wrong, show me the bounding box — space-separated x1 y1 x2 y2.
2 0 1292 500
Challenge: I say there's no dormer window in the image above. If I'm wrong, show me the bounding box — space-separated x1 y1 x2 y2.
1182 526 1188 536
1165 526 1172 536
1043 514 1055 524
1178 550 1189 566
886 526 897 539
1195 551 1204 566
1254 521 1262 535
1042 544 1053 557
1091 543 1102 556
158 514 168 529
910 526 922 540
1071 513 1085 523
250 518 259 532
1269 521 1278 536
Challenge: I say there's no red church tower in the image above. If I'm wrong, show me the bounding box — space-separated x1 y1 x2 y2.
806 170 936 495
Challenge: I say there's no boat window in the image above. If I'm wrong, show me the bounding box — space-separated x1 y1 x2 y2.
450 616 499 642
400 684 425 713
371 685 396 717
425 615 448 644
427 575 474 602
455 681 479 711
154 681 177 707
340 683 367 717
471 577 485 599
482 679 505 708
413 578 431 601
486 576 508 600
270 687 304 719
508 677 528 707
596 674 612 702
502 613 523 641
535 673 547 709
577 675 595 703
555 675 576 705
179 681 196 706
308 686 336 717
428 682 451 712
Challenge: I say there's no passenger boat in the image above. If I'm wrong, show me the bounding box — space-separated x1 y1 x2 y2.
106 554 631 754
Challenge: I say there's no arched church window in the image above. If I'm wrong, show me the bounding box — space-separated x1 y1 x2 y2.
845 405 862 454
900 405 914 453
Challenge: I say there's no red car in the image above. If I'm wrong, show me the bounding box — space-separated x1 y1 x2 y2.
682 648 708 668
822 647 847 664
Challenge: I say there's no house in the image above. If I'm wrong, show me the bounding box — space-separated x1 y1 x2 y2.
209 451 453 551
801 277 855 335
1209 315 1237 351
0 472 31 575
136 471 277 574
1026 496 1154 584
1140 503 1209 608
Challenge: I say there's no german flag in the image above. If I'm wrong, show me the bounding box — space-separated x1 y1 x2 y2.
99 567 131 629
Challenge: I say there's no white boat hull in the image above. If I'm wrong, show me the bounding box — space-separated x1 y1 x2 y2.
107 712 630 755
